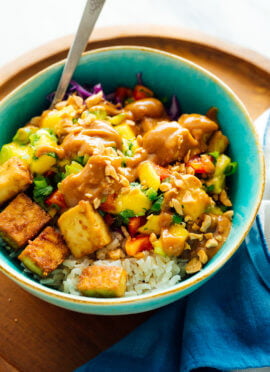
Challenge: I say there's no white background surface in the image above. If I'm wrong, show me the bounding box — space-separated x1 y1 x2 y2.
0 0 270 68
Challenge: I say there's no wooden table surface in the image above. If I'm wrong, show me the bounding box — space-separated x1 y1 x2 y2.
0 27 270 372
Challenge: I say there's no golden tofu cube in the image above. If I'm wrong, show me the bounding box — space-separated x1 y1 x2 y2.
77 265 127 298
58 201 111 258
0 157 32 205
0 193 51 250
18 226 70 277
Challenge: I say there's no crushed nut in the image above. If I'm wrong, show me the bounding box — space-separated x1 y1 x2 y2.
191 223 200 231
200 215 212 232
186 166 195 175
55 100 68 110
93 198 101 209
160 182 172 192
197 249 208 264
105 164 119 181
170 198 183 215
224 210 234 219
184 242 191 250
67 95 84 110
205 238 218 248
149 233 157 243
107 248 125 260
189 233 203 241
219 190 232 207
215 234 223 241
121 226 130 238
184 215 192 222
185 257 202 274
204 232 213 239
174 178 184 188
85 92 103 108
119 175 130 187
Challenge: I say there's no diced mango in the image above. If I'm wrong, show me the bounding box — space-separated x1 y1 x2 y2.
208 131 229 153
206 154 231 194
138 214 161 235
30 154 56 174
138 161 160 191
115 187 151 215
114 123 136 140
152 239 166 257
161 224 189 257
58 201 111 258
40 105 76 130
77 265 127 298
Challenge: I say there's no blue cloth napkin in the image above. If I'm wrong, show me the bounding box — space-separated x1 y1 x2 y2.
76 216 270 372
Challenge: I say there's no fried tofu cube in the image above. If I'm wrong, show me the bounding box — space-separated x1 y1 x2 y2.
0 193 51 250
18 226 70 277
58 201 111 258
77 265 127 298
0 157 32 205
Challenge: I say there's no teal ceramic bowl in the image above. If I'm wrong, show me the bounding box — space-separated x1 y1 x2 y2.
0 46 264 315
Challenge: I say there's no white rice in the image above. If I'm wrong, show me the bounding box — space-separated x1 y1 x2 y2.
41 252 187 297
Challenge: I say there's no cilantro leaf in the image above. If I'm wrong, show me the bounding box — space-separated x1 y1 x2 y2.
224 162 238 176
144 188 158 201
33 176 53 208
172 213 183 224
149 194 164 214
114 209 136 226
208 151 219 163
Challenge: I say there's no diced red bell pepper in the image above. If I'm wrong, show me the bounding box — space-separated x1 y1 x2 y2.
45 190 67 209
128 216 146 236
99 194 116 213
153 164 172 181
133 85 154 100
125 234 153 256
115 87 133 102
187 155 215 174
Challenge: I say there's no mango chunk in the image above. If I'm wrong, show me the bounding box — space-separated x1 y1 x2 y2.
138 161 160 191
77 265 127 298
58 201 111 258
114 123 136 140
138 214 161 235
115 187 151 215
18 226 70 277
161 224 189 257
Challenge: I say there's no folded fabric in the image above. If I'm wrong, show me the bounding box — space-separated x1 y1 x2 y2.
76 216 270 372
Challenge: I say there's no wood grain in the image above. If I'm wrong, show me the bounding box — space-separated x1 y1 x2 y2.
0 26 269 372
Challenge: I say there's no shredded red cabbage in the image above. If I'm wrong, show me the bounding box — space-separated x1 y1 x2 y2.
168 95 182 120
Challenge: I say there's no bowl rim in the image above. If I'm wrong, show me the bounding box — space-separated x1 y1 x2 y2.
0 45 265 307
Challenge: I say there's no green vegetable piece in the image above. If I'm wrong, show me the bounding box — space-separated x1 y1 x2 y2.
33 176 53 207
65 161 83 177
114 209 136 226
13 127 37 145
172 213 183 224
122 139 136 157
30 128 57 147
208 151 220 163
205 154 232 194
144 188 158 201
224 162 238 176
149 194 164 214
0 143 32 165
73 155 89 166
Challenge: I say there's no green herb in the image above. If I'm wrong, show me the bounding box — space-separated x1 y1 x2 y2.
54 171 65 184
224 162 238 176
121 160 127 168
204 184 215 193
122 139 136 157
100 196 107 204
208 151 220 163
220 205 228 212
149 194 164 214
98 209 105 217
144 188 158 201
114 209 136 225
72 117 78 124
33 176 53 207
73 155 89 166
172 213 183 224
46 152 58 159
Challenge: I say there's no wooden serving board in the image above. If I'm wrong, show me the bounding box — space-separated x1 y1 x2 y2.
0 26 269 372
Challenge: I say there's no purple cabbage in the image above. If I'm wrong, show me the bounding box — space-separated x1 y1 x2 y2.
168 95 182 120
69 80 92 99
